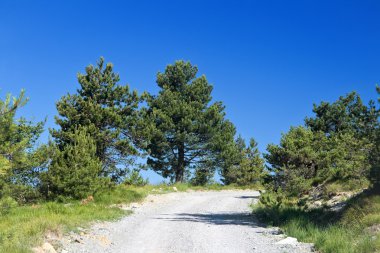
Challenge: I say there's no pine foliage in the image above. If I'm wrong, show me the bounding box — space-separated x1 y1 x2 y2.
51 57 141 182
43 127 106 199
143 61 236 182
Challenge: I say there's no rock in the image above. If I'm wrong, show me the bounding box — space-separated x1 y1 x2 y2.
365 224 380 235
97 235 111 246
32 247 44 253
71 233 84 244
264 227 283 235
60 250 68 253
44 230 61 241
276 237 298 245
173 187 178 192
80 195 94 205
130 203 139 209
42 242 57 253
74 238 83 244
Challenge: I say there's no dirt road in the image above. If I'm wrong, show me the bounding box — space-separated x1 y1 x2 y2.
61 191 313 253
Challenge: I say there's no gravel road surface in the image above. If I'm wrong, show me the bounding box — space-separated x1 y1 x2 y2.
60 190 313 253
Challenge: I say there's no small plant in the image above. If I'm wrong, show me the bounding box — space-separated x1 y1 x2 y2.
124 170 149 186
0 196 18 215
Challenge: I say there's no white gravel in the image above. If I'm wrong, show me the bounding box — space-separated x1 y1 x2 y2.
60 190 314 253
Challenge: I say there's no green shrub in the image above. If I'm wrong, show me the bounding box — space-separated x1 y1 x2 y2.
0 197 18 215
124 170 149 187
42 127 109 200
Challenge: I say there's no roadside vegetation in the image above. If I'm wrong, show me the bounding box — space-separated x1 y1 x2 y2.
255 86 380 253
0 57 379 252
254 188 380 253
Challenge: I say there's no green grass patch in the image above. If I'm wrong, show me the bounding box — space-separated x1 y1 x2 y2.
0 185 148 253
324 179 370 196
253 189 380 253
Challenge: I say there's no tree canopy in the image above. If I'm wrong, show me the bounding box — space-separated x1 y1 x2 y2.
51 58 141 182
265 91 379 197
0 91 46 202
143 61 236 182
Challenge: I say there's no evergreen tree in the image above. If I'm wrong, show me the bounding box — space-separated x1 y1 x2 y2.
305 92 379 138
143 61 236 182
220 135 245 185
0 90 46 202
239 138 266 185
265 126 372 196
43 127 106 199
370 86 380 188
0 89 27 116
223 136 265 185
305 91 379 189
51 58 141 182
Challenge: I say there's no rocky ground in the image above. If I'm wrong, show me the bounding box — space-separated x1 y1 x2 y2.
36 190 315 253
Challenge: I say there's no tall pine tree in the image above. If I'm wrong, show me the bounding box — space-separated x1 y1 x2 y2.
0 90 46 202
51 58 141 182
143 61 236 182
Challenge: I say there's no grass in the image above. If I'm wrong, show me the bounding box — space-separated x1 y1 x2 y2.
253 188 380 253
0 182 255 252
0 186 147 253
324 179 370 196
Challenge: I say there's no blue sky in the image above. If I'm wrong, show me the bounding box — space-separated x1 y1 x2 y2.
1 1 379 183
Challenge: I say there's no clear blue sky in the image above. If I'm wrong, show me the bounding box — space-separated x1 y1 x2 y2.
1 1 379 183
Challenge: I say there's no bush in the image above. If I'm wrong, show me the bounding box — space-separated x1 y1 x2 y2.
1 184 42 204
0 197 18 215
191 167 214 186
124 170 148 186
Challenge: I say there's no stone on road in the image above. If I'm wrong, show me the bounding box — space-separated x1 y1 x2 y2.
61 191 313 253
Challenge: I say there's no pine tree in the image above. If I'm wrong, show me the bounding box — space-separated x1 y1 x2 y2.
222 136 265 186
305 91 379 190
0 90 46 202
240 138 266 184
220 135 245 185
43 127 106 199
0 89 27 116
305 92 379 138
265 125 373 196
51 57 141 182
143 61 236 182
370 86 380 188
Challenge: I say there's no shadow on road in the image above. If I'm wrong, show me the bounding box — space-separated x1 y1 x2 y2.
155 212 260 227
234 195 259 199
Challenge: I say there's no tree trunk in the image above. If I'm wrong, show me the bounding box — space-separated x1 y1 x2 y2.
175 144 185 182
